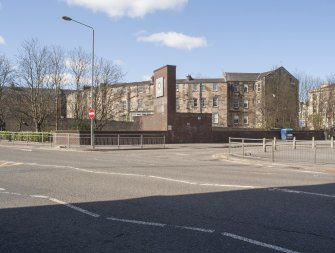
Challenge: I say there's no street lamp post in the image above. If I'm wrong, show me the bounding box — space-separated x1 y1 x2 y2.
62 16 95 149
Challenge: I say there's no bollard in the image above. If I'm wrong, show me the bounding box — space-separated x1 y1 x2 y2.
163 135 166 149
263 138 266 152
272 139 275 162
273 137 277 151
242 138 245 158
67 134 70 148
312 136 315 149
331 137 334 149
293 137 296 150
117 134 120 149
141 135 143 149
228 137 231 158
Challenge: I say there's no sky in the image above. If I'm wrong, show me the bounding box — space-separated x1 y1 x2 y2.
0 0 335 82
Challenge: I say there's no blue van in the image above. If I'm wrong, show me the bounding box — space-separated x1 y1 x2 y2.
281 128 293 140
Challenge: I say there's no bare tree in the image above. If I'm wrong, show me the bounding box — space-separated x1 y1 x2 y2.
67 48 90 129
16 38 55 132
0 54 15 130
325 74 335 129
49 46 66 130
293 70 323 129
93 58 124 130
294 70 321 103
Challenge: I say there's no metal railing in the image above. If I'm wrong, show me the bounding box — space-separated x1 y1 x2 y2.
229 137 335 165
53 133 165 149
0 132 53 146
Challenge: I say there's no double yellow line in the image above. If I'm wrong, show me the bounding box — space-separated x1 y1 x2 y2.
0 160 22 167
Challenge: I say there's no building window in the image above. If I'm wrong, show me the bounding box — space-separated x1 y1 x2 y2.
176 84 179 92
255 83 261 92
213 113 219 124
138 86 144 94
201 98 206 107
244 84 249 93
231 84 238 93
233 115 239 125
233 99 239 109
212 83 218 92
243 99 249 109
244 116 249 125
193 98 198 107
138 99 143 109
193 84 198 92
213 96 219 107
176 98 180 110
290 78 295 85
122 101 127 110
201 83 206 92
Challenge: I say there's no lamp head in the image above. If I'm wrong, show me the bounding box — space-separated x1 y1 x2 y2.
62 16 72 21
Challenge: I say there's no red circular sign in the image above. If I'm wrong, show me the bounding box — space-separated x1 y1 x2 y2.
88 108 95 119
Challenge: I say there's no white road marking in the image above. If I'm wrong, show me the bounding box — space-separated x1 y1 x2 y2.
22 162 258 189
199 183 255 189
149 175 198 185
222 232 301 253
107 217 166 227
0 161 22 167
0 188 5 191
19 149 32 152
106 215 299 253
0 191 22 196
1 186 300 253
30 195 49 198
269 188 335 198
175 225 215 233
30 194 99 217
48 197 100 218
298 170 327 175
72 167 147 178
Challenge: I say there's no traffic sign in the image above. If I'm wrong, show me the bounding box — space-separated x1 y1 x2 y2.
89 108 95 119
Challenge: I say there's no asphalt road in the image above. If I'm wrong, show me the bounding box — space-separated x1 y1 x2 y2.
0 144 335 253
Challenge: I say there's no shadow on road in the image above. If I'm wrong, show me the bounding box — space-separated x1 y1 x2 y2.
1 183 335 253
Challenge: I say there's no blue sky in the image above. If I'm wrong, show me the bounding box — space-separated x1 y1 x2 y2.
0 0 334 82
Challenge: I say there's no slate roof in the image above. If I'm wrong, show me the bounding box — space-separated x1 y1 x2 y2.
176 78 225 84
224 72 260 82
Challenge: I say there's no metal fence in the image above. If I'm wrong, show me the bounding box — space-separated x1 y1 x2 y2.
0 132 53 146
229 137 335 165
53 133 166 149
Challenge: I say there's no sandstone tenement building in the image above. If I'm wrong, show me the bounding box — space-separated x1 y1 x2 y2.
66 66 299 129
305 83 335 130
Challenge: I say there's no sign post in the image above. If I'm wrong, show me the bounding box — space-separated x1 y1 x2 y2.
89 108 95 149
89 108 95 119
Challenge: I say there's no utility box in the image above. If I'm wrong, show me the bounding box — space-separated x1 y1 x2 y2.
281 128 293 140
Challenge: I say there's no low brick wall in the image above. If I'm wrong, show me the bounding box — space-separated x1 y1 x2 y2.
54 128 325 146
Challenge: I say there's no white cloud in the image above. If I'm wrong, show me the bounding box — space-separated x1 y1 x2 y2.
114 59 125 66
63 0 187 18
137 32 207 50
0 36 5 45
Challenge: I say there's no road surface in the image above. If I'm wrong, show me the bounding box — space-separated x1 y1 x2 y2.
0 144 334 252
